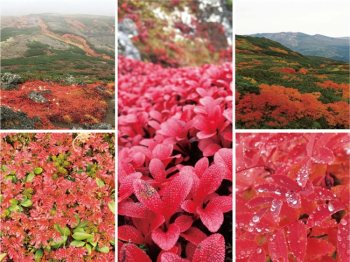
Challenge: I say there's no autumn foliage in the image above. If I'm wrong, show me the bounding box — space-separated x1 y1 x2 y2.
0 133 115 261
236 84 350 128
118 56 232 261
1 81 114 129
236 133 350 261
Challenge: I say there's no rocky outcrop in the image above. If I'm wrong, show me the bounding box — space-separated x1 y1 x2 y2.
0 106 39 129
0 73 23 90
118 18 141 60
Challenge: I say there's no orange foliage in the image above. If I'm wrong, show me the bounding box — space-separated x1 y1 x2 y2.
279 67 296 74
236 84 350 128
299 68 308 74
317 80 350 99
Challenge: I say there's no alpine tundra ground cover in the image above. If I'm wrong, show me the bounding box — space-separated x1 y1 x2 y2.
236 133 350 261
118 56 233 261
0 133 115 261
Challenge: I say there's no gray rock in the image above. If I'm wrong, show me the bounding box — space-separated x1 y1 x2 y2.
0 106 39 129
83 122 113 130
28 91 47 103
0 73 23 90
118 18 141 60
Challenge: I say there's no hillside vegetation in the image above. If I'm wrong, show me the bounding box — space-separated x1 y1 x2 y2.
236 35 349 129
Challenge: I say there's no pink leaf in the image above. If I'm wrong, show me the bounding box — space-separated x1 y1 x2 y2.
160 252 189 262
337 215 350 262
119 243 152 262
152 224 181 251
133 179 163 213
196 164 224 203
118 225 144 244
161 172 193 219
192 234 225 262
286 221 307 261
307 200 344 227
174 215 193 233
197 204 223 233
181 227 207 245
268 229 288 262
149 158 166 181
306 238 335 260
236 239 258 259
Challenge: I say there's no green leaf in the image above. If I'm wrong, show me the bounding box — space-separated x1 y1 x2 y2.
97 246 109 253
96 178 105 188
108 200 115 214
0 253 7 262
26 172 35 182
73 227 85 233
51 235 67 248
86 244 92 254
54 224 70 236
21 199 33 207
72 232 93 240
34 167 43 175
34 249 43 262
70 240 85 247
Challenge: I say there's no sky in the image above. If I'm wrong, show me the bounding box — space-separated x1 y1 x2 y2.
235 0 350 37
1 0 115 16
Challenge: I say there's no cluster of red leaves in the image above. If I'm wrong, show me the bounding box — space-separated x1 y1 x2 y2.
1 81 114 129
236 84 350 128
0 133 115 261
236 133 350 261
118 56 232 261
118 0 231 67
317 81 350 100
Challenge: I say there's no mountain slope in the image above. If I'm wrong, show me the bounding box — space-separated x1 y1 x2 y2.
1 14 115 82
236 35 349 129
252 32 349 62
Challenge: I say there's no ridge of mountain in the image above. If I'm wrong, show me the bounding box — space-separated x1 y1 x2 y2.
251 32 349 62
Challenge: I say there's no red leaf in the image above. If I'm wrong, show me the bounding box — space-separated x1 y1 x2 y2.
307 200 344 227
268 229 288 262
149 158 166 181
161 172 193 219
160 252 189 262
337 215 350 262
306 238 335 260
214 148 232 181
119 172 142 202
247 247 266 262
236 239 258 259
174 215 193 233
271 175 300 192
119 243 152 262
119 201 150 218
152 224 181 251
285 221 307 261
192 234 225 262
118 225 144 244
133 179 163 213
181 227 207 245
196 164 224 203
197 204 223 233
312 146 335 164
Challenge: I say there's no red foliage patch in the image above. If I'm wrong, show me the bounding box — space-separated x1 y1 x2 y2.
0 133 115 261
118 56 232 261
1 81 114 129
236 133 350 261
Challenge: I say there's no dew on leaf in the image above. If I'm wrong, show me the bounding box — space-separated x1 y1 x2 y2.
252 215 260 223
327 202 335 212
340 219 347 225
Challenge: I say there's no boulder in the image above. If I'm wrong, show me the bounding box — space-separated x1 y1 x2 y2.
1 106 38 129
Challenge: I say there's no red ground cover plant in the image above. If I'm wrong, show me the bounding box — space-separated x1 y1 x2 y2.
118 56 232 261
0 133 115 261
236 133 350 261
1 81 114 129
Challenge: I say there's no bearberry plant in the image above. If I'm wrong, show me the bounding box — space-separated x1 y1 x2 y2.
0 133 115 261
118 56 232 261
236 133 349 261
